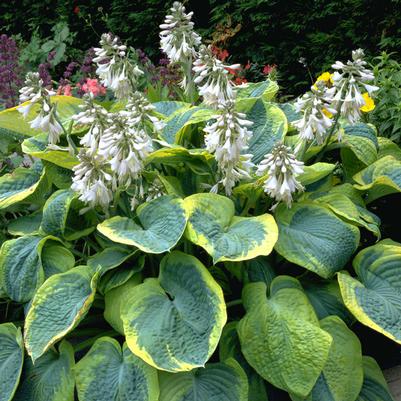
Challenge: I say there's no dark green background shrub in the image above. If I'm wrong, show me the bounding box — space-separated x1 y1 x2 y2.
2 0 401 95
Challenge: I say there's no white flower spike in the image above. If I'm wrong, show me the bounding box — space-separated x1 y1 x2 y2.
257 143 304 207
204 101 254 195
160 1 201 64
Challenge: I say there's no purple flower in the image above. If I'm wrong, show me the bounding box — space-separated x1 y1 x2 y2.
0 34 23 107
38 62 52 87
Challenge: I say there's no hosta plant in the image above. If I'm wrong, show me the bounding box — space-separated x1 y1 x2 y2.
0 3 399 400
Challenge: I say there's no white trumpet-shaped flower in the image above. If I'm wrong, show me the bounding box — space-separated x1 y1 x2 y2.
331 49 378 124
257 143 304 207
98 112 153 188
72 93 109 154
193 45 240 108
203 101 254 195
72 149 114 210
293 81 337 144
93 33 143 100
126 91 165 134
160 1 201 64
18 72 62 144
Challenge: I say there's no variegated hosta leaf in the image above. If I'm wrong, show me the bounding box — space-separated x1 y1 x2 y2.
0 323 24 401
0 95 84 138
356 357 395 401
378 137 401 160
298 162 336 187
184 193 278 263
238 98 287 164
153 101 190 117
291 316 363 401
13 341 75 401
310 192 381 237
87 246 137 275
353 155 401 203
237 277 333 398
245 257 276 292
75 337 159 401
338 239 401 343
219 322 269 401
274 202 360 278
161 105 214 144
0 235 74 302
22 134 78 169
40 188 95 240
236 80 279 102
104 274 143 334
145 146 213 176
122 251 227 372
97 195 187 254
0 161 45 210
7 212 42 236
303 280 353 324
159 358 248 401
24 266 98 362
342 123 378 166
40 189 76 237
41 243 75 277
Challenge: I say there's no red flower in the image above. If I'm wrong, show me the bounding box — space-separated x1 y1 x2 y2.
235 77 247 85
225 67 238 76
263 64 277 75
73 6 80 14
245 61 251 70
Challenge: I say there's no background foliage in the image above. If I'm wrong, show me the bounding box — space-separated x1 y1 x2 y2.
1 0 401 94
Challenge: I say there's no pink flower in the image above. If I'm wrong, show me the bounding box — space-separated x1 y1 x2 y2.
263 64 277 75
57 84 73 96
78 78 106 97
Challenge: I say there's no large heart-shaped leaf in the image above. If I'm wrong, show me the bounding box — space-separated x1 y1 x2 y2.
303 280 353 324
0 161 45 210
338 239 401 343
237 277 332 398
291 316 363 401
353 156 401 203
0 235 60 302
40 188 95 240
87 247 137 275
0 323 24 401
159 359 248 401
75 337 159 401
122 251 227 372
274 202 360 278
161 105 214 144
310 192 381 237
104 274 143 334
341 123 378 166
13 341 75 401
184 193 278 263
40 189 76 237
236 80 278 102
239 99 287 164
0 95 83 138
24 265 98 361
7 212 42 236
154 101 189 117
219 322 269 401
98 195 187 254
356 357 394 401
22 134 78 169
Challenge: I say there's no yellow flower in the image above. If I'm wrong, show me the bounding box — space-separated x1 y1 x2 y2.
322 108 333 118
316 72 334 84
360 92 375 112
313 72 334 89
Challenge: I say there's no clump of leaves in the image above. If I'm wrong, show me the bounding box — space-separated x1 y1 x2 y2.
0 3 398 401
